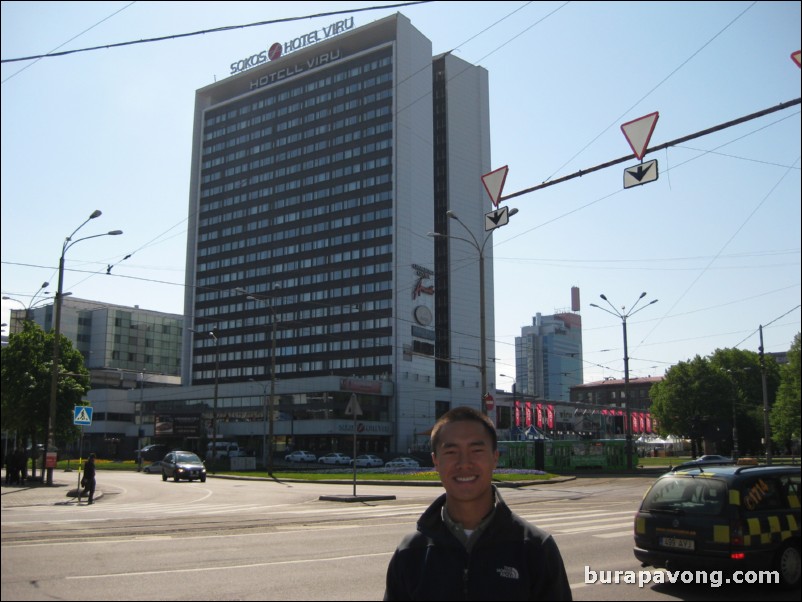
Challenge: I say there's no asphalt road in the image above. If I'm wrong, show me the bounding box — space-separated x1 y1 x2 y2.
2 471 799 601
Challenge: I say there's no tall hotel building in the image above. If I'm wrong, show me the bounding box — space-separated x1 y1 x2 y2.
182 14 495 454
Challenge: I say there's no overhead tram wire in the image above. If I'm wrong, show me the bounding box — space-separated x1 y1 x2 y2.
1 1 434 64
1 1 136 84
500 98 802 202
540 1 758 183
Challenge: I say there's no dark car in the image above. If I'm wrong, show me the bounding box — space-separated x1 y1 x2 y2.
671 455 734 471
161 451 207 483
137 444 169 463
634 464 801 589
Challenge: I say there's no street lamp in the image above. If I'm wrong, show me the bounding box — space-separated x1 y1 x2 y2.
3 281 50 327
236 286 279 477
589 292 658 470
500 373 517 435
249 379 270 473
428 208 517 417
189 327 220 469
47 210 122 486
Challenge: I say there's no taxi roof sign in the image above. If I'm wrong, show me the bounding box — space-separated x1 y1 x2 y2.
621 112 659 161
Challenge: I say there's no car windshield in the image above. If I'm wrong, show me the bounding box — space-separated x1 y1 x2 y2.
642 476 727 516
176 453 202 464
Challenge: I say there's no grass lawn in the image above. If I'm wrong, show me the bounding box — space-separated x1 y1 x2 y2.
54 459 556 482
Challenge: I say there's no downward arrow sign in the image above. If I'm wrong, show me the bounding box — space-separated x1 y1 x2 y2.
629 162 654 182
485 206 510 231
623 159 659 189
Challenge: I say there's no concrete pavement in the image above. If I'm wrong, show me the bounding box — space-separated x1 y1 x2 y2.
1 469 102 509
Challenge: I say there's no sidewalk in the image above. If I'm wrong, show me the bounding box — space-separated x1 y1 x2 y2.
1 469 102 509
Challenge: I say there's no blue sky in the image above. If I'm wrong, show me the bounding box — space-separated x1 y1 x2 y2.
2 1 800 389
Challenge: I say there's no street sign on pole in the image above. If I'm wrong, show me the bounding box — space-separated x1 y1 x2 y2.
481 166 508 208
485 206 511 231
792 50 801 68
74 405 93 426
621 112 659 161
623 159 658 189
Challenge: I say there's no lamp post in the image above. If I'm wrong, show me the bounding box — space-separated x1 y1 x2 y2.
189 327 219 469
249 379 270 472
3 281 50 327
590 292 658 470
47 210 122 485
137 371 146 472
236 286 279 477
209 329 220 471
723 368 744 461
500 373 516 435
428 208 517 417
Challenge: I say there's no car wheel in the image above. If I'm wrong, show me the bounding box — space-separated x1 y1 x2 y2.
162 472 167 482
774 542 801 589
200 476 206 483
174 473 181 482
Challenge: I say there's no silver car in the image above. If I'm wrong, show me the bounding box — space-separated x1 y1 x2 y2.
318 452 351 465
384 457 420 469
352 454 384 467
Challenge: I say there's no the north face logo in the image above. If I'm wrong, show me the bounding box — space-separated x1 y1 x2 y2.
497 566 520 580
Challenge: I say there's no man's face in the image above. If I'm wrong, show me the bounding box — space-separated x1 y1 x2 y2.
432 420 499 504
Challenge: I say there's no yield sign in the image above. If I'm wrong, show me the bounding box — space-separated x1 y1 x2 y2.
481 166 508 208
621 112 659 161
345 393 362 416
792 50 801 68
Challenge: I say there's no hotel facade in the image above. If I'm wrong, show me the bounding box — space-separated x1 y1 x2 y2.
177 13 496 456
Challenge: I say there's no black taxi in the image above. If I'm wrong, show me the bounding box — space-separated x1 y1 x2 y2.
634 464 800 588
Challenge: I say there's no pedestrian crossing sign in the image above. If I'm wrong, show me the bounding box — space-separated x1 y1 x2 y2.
74 405 93 426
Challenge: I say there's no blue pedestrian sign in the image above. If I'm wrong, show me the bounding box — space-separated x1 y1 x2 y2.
74 406 93 426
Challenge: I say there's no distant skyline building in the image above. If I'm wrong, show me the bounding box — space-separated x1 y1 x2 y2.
515 311 583 402
6 298 182 459
181 13 496 453
7 297 182 378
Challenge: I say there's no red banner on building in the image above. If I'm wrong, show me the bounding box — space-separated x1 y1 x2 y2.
514 400 521 427
525 402 532 427
547 404 554 430
534 403 541 428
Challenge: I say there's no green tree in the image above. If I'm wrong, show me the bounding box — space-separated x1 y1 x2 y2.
1 321 89 450
650 355 733 457
708 347 779 456
771 333 801 454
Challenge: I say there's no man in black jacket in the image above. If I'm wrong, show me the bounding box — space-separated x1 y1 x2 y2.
384 407 572 601
82 453 97 505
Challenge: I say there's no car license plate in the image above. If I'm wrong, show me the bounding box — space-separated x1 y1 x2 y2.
660 537 694 551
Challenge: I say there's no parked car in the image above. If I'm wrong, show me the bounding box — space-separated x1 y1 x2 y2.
318 452 352 465
142 460 166 474
136 444 169 463
385 457 420 469
634 464 801 589
284 450 317 463
351 454 384 468
161 451 207 483
206 441 246 460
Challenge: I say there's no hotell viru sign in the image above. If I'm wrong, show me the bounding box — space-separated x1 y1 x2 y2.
230 17 355 75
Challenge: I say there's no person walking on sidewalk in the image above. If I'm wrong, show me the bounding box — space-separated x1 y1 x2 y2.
82 453 97 505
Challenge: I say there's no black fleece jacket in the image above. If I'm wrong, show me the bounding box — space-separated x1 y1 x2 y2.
384 490 572 601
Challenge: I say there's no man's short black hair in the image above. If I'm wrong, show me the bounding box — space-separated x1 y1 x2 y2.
431 406 497 454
